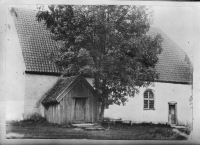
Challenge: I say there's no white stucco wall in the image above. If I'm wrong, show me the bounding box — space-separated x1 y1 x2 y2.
6 7 26 121
24 74 59 118
0 5 7 124
105 82 192 126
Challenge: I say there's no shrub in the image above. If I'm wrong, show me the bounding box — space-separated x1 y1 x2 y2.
156 123 171 128
175 134 187 140
99 117 111 127
154 128 164 134
138 122 171 127
177 128 191 135
6 120 20 126
25 112 46 122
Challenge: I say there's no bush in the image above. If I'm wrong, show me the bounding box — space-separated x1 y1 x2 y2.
100 117 124 126
6 120 20 126
154 128 164 134
155 123 171 128
138 122 171 127
177 128 191 135
175 134 187 140
99 117 111 127
25 112 46 122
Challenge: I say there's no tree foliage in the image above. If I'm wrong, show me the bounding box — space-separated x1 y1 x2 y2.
36 5 163 118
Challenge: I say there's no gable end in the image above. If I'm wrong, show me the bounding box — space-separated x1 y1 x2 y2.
56 75 94 102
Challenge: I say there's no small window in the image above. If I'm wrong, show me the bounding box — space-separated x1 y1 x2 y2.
144 90 154 110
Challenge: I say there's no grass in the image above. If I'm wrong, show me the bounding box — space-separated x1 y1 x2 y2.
6 119 188 140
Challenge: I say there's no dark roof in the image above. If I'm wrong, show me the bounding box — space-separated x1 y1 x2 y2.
12 7 59 74
41 75 78 104
147 28 192 84
12 8 192 84
42 74 94 104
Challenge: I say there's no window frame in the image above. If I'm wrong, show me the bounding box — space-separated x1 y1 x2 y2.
143 89 155 110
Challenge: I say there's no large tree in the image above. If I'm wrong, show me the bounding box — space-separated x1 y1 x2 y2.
36 5 163 119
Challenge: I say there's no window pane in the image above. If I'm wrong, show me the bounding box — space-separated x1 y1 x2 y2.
149 91 154 99
144 100 148 109
144 91 148 98
149 100 154 109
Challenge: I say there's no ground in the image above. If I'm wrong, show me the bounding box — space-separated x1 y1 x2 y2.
6 119 189 140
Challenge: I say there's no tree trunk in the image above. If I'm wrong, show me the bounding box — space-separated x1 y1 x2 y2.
99 103 105 120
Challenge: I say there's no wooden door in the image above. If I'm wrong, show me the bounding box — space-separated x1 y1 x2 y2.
169 105 176 124
74 98 86 123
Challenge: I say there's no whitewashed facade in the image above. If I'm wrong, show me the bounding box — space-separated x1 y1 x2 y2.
105 82 192 126
5 7 192 128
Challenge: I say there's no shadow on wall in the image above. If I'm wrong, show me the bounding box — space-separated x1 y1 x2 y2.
22 106 44 120
22 112 45 121
22 95 46 120
6 101 24 121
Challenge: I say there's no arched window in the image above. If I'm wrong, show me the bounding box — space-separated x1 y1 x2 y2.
144 89 154 110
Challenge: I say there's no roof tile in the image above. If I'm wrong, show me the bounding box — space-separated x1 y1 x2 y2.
13 8 192 83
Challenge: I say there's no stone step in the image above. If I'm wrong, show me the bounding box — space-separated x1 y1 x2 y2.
71 123 106 131
171 125 187 129
72 123 94 127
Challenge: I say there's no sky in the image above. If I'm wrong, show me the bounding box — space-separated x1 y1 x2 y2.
152 5 193 62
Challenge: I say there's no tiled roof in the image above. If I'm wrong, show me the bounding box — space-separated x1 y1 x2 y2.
12 8 59 73
12 8 192 84
147 28 192 84
42 74 94 104
42 75 78 104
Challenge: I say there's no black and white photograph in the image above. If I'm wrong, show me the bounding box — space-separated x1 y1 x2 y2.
0 0 200 144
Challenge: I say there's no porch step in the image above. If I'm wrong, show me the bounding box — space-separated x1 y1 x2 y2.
72 123 106 131
72 123 94 127
171 125 187 129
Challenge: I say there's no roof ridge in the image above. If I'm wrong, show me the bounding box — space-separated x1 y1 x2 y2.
42 74 92 104
61 74 80 79
42 75 79 104
54 74 81 101
12 7 38 12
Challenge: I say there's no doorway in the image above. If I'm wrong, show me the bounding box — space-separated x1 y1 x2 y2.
74 98 86 123
168 102 177 125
